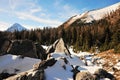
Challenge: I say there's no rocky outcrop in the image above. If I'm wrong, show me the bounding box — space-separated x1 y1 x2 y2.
5 40 47 60
7 40 36 58
46 38 71 57
5 58 57 80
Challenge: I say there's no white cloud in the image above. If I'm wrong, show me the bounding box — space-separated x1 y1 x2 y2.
9 0 16 10
23 24 42 30
16 12 62 27
57 4 80 20
8 0 62 27
81 8 88 12
0 21 10 31
30 8 41 14
0 0 81 30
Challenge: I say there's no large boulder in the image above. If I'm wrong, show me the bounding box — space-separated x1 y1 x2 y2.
7 40 37 58
46 38 71 57
34 42 47 60
0 38 11 55
75 72 95 80
46 39 59 54
33 58 57 70
7 40 47 60
94 69 115 80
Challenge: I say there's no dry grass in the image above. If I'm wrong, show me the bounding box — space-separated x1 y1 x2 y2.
95 49 120 80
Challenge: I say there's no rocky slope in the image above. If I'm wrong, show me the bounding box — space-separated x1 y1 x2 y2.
59 2 120 28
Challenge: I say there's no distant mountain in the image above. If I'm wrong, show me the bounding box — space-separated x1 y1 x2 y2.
6 23 27 32
60 2 120 28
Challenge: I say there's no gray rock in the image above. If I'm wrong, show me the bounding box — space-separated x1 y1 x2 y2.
46 38 71 57
75 72 95 80
7 40 37 58
6 40 47 60
33 58 57 70
5 69 45 80
34 42 47 60
0 38 11 55
94 69 115 80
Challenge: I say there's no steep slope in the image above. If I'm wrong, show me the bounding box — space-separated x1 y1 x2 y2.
60 2 120 28
6 23 27 32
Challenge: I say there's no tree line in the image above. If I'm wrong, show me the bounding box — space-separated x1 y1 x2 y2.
0 8 120 53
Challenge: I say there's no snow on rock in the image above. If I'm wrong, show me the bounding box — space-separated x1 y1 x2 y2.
41 45 49 50
0 54 40 74
69 47 102 73
69 48 93 57
45 58 73 80
51 52 85 66
79 66 102 74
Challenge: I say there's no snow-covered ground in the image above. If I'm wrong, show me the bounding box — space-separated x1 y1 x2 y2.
49 47 102 74
0 54 41 74
69 48 102 72
0 45 113 80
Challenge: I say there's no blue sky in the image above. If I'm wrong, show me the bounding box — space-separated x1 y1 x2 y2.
0 0 119 30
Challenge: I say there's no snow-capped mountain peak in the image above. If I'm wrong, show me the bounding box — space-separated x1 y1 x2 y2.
7 23 27 32
63 2 120 28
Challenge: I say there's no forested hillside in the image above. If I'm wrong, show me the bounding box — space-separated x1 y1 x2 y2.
0 8 120 53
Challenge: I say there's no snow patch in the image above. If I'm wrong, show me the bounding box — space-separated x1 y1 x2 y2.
45 58 73 80
0 54 40 74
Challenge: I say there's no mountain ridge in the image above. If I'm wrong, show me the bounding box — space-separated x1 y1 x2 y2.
6 23 27 32
59 2 120 28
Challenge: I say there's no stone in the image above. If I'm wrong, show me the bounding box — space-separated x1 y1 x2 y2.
7 40 37 58
0 38 11 55
5 69 45 80
75 71 95 80
34 42 47 60
94 69 115 80
46 38 71 57
33 58 57 70
6 40 47 60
